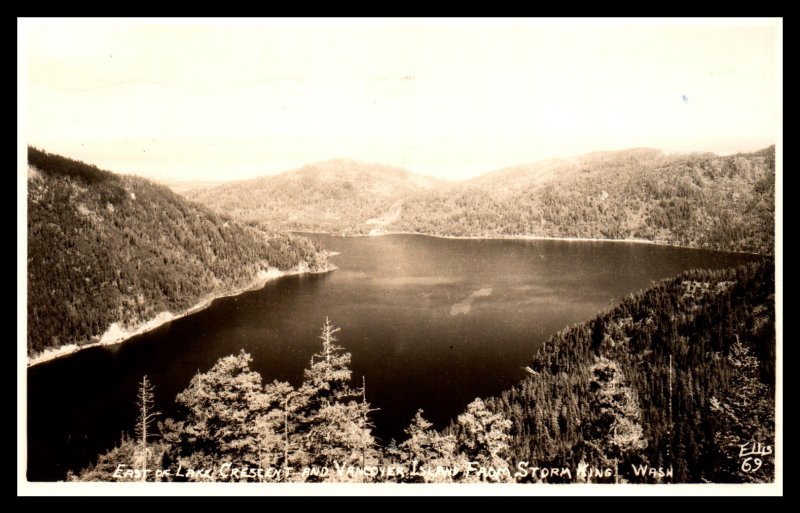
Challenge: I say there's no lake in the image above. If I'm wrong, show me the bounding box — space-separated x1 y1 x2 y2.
26 234 760 481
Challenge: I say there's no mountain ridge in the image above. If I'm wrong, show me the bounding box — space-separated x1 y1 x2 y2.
183 146 775 254
171 148 669 191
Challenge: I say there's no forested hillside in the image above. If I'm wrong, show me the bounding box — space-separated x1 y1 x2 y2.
481 258 775 483
27 147 330 357
185 159 446 233
396 147 775 254
72 260 775 483
184 147 775 254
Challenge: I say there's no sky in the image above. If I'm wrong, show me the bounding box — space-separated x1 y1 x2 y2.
20 18 781 182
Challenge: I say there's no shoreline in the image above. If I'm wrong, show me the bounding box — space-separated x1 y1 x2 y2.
27 263 336 368
294 229 766 256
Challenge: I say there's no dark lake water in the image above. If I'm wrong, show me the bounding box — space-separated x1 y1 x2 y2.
27 234 760 481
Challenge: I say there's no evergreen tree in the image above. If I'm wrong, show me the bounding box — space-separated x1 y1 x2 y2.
70 380 169 483
399 409 458 483
709 340 775 482
167 350 270 480
301 318 355 406
583 356 647 482
294 319 377 480
456 398 513 482
384 438 402 465
134 375 160 481
255 379 295 481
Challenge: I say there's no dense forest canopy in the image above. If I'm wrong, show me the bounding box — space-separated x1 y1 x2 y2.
481 259 775 483
73 260 775 484
185 147 775 254
27 147 330 357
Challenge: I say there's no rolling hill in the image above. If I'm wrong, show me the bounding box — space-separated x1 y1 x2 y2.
26 147 331 357
184 147 775 254
396 147 775 253
185 159 448 233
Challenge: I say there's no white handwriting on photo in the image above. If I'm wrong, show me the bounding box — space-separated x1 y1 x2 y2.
738 440 773 474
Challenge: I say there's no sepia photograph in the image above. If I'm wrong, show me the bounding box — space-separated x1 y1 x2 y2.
18 18 781 495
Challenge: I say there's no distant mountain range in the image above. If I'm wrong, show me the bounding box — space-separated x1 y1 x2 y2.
182 147 775 254
27 147 330 357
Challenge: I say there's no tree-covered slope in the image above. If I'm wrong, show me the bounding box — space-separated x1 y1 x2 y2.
184 147 775 254
394 147 775 254
185 159 447 233
27 147 330 357
481 259 775 483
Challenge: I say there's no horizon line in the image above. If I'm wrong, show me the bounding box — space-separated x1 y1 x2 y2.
24 141 777 185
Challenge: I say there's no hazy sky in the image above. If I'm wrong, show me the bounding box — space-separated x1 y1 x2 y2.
20 18 780 182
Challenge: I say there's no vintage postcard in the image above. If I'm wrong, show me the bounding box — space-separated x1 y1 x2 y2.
18 17 782 496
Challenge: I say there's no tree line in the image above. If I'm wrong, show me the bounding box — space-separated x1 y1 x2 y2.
71 259 775 484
